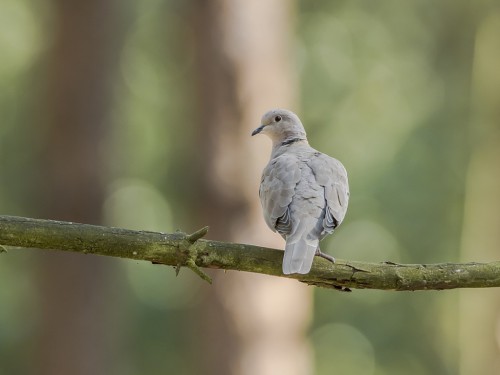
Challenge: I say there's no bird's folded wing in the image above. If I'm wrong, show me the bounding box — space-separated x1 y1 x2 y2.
259 154 301 234
308 154 349 234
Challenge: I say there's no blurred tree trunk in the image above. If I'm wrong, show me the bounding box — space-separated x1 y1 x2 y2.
191 1 312 374
459 9 500 375
34 1 125 374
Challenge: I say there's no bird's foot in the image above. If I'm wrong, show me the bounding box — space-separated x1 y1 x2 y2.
315 248 336 264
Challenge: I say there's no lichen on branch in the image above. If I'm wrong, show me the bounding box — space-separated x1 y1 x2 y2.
1 215 500 291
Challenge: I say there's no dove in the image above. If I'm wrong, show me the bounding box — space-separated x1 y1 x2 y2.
252 109 349 274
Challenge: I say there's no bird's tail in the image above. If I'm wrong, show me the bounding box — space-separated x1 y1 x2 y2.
283 237 318 275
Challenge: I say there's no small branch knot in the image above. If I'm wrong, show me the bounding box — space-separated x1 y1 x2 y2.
176 226 212 284
186 226 209 243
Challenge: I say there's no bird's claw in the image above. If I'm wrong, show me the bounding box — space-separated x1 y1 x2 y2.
315 249 336 264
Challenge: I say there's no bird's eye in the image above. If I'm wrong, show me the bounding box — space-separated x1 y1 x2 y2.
274 115 282 122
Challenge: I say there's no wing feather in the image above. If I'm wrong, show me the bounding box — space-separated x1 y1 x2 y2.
307 153 349 235
259 154 301 234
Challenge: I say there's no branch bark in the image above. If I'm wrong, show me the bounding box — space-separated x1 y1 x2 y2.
1 215 499 291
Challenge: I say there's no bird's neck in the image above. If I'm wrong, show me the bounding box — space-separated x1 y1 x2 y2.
280 137 306 146
271 137 308 158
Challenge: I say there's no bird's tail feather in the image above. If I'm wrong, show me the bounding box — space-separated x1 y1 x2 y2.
283 237 318 274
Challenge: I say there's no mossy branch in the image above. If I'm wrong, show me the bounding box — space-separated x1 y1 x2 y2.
1 215 499 291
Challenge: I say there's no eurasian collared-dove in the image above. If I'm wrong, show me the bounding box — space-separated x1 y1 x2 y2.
252 109 349 275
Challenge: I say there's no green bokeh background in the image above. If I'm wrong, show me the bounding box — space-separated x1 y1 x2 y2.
1 0 499 374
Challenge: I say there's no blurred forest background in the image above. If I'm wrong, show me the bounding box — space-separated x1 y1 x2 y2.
1 0 499 374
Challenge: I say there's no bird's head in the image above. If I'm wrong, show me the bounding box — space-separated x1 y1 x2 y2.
251 109 307 143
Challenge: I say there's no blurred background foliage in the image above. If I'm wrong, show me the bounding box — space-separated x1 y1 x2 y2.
1 0 499 374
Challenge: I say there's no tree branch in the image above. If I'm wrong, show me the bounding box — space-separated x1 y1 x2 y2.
1 215 499 291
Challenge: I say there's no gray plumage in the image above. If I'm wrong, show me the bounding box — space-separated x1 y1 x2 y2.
252 109 349 274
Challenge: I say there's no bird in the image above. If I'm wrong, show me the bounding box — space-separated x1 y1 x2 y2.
252 109 349 274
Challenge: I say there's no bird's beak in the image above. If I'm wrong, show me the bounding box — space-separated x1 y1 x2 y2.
251 125 265 136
